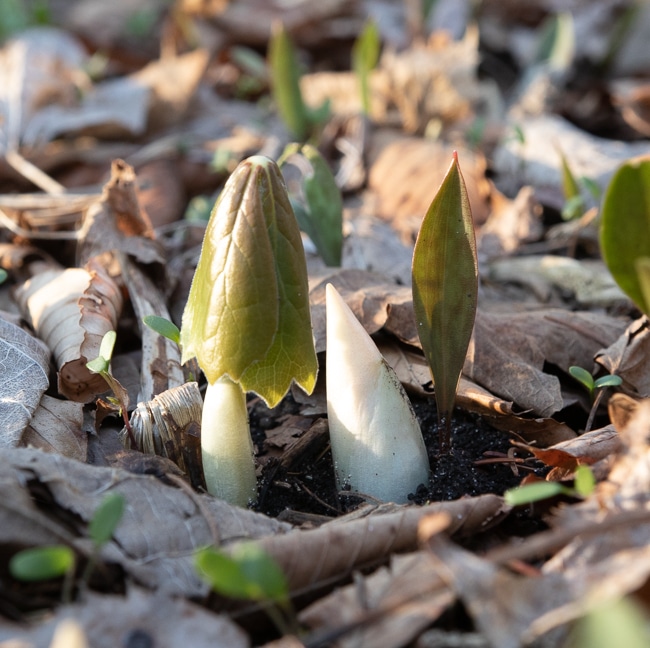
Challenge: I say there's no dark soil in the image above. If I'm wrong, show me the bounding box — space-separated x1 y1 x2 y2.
251 394 527 521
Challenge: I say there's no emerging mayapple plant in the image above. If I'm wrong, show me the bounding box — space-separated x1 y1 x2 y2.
326 283 430 503
181 156 318 506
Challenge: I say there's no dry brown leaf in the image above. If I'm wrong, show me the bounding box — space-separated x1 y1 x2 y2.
596 316 650 398
367 134 491 243
1 446 290 597
0 586 248 648
249 495 507 597
15 261 124 403
77 159 163 267
21 394 86 462
0 316 50 447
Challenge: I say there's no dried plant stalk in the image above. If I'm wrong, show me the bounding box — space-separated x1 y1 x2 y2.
128 382 204 488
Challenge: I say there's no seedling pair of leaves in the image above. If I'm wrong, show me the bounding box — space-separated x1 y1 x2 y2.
85 330 136 447
196 543 295 635
558 148 601 221
9 493 125 601
569 365 622 432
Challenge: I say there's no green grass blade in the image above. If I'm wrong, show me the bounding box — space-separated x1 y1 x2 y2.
269 23 309 141
600 156 650 314
352 19 380 115
412 153 478 449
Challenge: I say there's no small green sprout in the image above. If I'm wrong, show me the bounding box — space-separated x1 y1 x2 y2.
505 464 596 506
352 19 380 116
569 366 622 399
86 331 135 448
569 366 622 433
268 22 329 141
196 543 295 635
9 493 126 603
142 315 181 346
279 142 343 266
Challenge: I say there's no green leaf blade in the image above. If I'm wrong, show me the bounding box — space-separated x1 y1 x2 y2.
569 365 595 391
10 545 75 581
600 156 650 314
352 19 380 115
412 153 478 433
504 481 569 506
89 493 125 547
142 316 181 345
269 23 309 141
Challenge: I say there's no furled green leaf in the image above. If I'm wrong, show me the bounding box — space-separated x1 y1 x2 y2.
352 19 380 115
181 156 317 407
279 143 343 266
89 493 125 547
600 156 650 314
412 153 478 449
269 22 309 141
195 543 288 603
10 545 74 581
142 315 181 345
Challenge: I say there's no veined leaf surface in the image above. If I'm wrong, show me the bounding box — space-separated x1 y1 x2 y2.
181 156 317 407
412 153 478 447
600 156 650 314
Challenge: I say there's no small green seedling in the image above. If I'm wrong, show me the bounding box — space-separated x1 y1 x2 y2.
142 315 181 346
279 142 343 266
558 148 601 221
196 543 295 635
181 155 318 506
569 365 622 433
505 464 596 506
9 492 126 603
86 331 135 448
268 22 329 141
352 19 380 116
412 152 478 452
569 366 622 399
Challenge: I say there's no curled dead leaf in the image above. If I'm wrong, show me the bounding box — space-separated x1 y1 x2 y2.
15 261 123 402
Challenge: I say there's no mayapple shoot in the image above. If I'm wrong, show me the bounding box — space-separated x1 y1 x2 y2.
326 283 430 503
412 152 478 452
181 156 318 506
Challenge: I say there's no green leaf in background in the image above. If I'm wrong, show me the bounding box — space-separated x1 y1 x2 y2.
352 19 380 116
279 143 343 266
412 152 478 451
600 156 650 314
89 493 125 547
558 147 585 220
142 315 181 345
196 543 288 604
573 464 596 498
10 545 75 582
570 597 650 648
180 156 318 407
269 23 309 141
504 481 568 506
0 268 7 284
535 11 575 71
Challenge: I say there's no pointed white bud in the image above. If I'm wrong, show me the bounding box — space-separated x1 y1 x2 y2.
326 284 430 503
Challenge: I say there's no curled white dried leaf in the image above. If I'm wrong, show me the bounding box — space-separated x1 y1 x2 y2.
15 261 123 402
326 283 430 503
